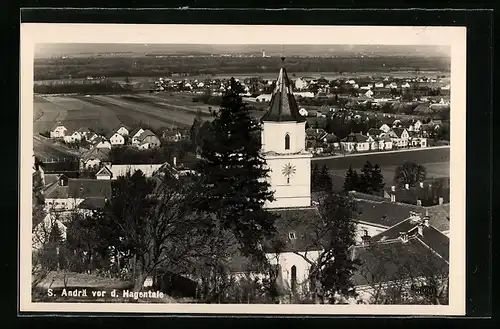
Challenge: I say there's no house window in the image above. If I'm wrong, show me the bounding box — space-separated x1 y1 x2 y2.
285 133 290 150
291 265 297 293
288 232 296 240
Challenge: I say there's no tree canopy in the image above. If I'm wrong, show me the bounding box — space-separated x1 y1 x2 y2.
195 77 278 257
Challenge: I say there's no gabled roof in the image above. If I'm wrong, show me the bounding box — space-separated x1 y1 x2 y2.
391 127 408 138
130 127 144 137
413 102 432 114
77 197 107 210
354 199 423 228
136 129 157 142
81 147 110 163
260 59 306 123
67 179 111 199
351 237 449 287
342 133 368 143
51 122 67 130
44 184 69 199
324 133 338 143
114 123 130 132
370 217 450 261
106 131 123 140
96 166 113 177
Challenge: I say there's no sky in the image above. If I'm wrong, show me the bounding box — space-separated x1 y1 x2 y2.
34 43 451 58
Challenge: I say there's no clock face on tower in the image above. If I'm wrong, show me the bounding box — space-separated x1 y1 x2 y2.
282 163 296 184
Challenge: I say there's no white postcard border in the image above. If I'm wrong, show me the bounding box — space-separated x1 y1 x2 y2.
20 23 466 315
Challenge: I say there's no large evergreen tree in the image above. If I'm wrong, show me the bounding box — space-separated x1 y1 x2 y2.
190 109 204 152
320 164 333 192
370 163 386 194
343 166 359 193
360 161 374 194
311 163 320 192
195 77 277 256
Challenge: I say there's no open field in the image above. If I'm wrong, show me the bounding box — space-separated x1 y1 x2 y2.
33 93 269 136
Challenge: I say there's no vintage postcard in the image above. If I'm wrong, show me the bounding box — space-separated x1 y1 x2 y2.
20 24 466 315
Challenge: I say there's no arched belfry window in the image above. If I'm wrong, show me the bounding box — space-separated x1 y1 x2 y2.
285 133 290 150
291 265 297 293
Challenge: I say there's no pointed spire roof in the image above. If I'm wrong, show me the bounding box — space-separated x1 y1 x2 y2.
261 58 306 123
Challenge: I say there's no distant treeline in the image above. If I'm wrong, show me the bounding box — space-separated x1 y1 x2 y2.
34 80 135 94
34 56 451 81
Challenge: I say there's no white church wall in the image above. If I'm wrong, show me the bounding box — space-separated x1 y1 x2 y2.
261 122 307 153
264 155 311 208
267 251 322 289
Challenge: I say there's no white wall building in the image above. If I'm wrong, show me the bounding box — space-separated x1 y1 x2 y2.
260 63 312 209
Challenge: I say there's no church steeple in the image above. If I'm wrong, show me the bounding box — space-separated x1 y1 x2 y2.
261 58 306 123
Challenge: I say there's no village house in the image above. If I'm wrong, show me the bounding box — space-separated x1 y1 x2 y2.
340 133 370 152
349 194 450 244
134 129 161 149
93 136 112 150
80 147 110 170
130 127 145 144
294 77 309 90
50 122 68 138
109 163 166 180
95 165 113 180
63 130 83 144
41 175 112 213
351 214 449 304
115 124 130 137
107 132 126 146
76 127 91 140
256 94 272 103
86 132 99 143
298 108 308 117
388 127 410 147
379 124 391 133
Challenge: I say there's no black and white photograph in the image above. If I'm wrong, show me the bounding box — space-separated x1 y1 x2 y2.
20 24 466 315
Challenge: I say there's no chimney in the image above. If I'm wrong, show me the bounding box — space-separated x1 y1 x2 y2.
417 199 422 206
423 216 430 227
419 182 424 188
439 197 444 205
173 156 177 167
399 232 408 243
417 224 424 236
405 183 410 190
391 185 395 192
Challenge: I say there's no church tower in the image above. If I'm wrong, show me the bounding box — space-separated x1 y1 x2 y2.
261 58 312 209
